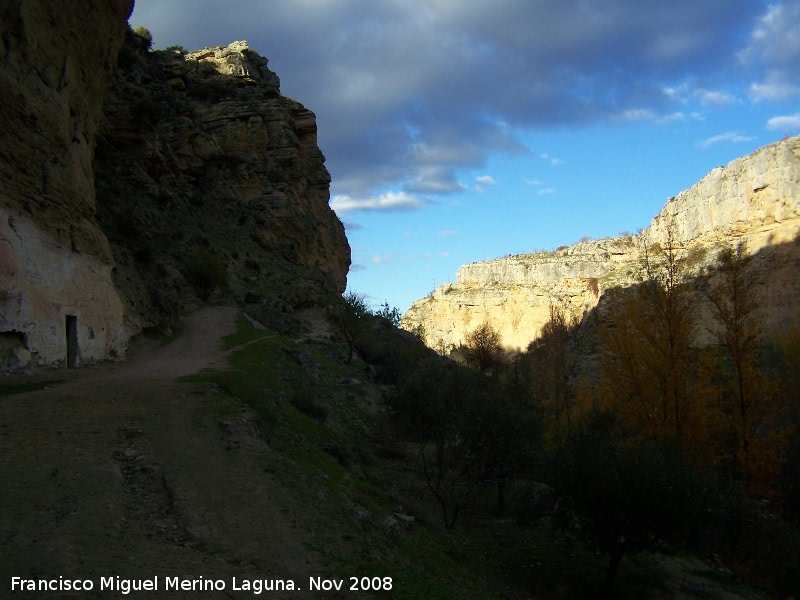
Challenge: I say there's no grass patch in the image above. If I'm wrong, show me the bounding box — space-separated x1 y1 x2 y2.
222 313 271 349
186 314 505 597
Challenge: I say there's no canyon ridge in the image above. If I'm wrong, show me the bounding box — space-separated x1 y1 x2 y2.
402 136 800 355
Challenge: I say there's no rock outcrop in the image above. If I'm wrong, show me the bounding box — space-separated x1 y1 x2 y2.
0 0 134 370
403 136 800 353
0 6 350 371
95 36 350 334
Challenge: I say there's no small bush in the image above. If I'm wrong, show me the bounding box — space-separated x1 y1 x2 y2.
587 277 599 296
132 26 153 51
290 386 328 423
373 301 401 327
186 251 228 299
685 245 708 269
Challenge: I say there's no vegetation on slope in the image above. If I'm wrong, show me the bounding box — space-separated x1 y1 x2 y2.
183 257 798 598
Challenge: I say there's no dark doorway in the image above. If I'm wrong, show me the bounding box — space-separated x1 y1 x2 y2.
66 315 78 368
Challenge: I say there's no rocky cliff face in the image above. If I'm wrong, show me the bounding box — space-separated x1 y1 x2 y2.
403 136 800 353
0 6 350 371
0 0 133 370
94 36 350 334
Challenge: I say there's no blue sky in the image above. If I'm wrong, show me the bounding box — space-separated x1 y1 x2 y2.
130 1 800 313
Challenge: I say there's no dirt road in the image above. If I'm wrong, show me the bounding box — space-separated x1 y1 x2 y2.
0 306 325 599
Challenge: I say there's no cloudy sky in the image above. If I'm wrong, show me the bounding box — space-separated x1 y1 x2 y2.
130 0 800 313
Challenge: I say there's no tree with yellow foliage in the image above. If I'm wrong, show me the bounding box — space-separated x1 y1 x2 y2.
599 229 705 448
703 242 789 500
524 304 580 435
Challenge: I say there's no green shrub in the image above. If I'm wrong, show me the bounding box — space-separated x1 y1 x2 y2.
186 251 228 299
132 26 153 51
289 385 328 423
373 301 401 327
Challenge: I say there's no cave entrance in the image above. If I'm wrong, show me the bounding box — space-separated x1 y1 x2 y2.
66 315 78 368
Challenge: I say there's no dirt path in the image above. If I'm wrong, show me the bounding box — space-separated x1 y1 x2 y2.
0 306 326 599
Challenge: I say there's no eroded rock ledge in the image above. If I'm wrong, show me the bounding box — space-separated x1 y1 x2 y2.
95 37 350 336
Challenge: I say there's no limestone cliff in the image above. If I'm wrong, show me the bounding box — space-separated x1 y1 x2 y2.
1 6 350 371
94 36 350 334
403 136 800 353
0 0 133 370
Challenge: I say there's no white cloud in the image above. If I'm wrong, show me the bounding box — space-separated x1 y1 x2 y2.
740 2 800 65
617 108 704 125
406 163 469 195
438 230 457 237
658 112 687 123
539 153 565 165
524 178 554 195
619 108 656 122
741 2 800 102
330 191 425 213
660 111 705 124
748 77 800 102
696 132 756 149
371 254 393 265
475 175 496 192
766 113 800 131
663 83 736 107
696 90 734 106
342 220 363 231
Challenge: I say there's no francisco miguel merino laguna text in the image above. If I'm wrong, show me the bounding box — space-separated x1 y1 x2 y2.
11 575 394 594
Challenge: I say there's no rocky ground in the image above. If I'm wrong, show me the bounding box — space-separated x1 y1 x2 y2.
0 306 332 599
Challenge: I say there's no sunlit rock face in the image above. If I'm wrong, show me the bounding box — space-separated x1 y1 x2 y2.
0 0 133 370
402 137 800 354
0 208 128 369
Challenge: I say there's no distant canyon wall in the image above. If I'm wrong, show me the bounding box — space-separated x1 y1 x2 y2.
402 136 800 353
